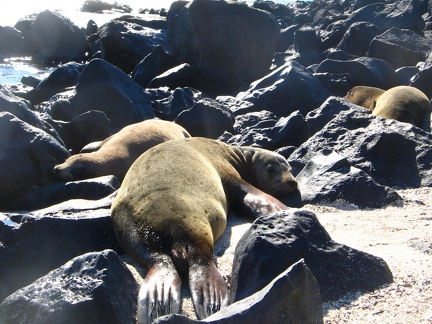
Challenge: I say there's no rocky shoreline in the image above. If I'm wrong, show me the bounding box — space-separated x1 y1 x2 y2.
0 0 431 323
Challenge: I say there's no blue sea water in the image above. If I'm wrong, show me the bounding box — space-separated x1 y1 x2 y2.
0 0 302 85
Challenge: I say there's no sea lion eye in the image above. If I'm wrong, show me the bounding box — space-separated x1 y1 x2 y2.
266 165 276 175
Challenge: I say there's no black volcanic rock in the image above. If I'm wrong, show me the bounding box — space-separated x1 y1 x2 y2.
230 209 393 302
0 250 138 324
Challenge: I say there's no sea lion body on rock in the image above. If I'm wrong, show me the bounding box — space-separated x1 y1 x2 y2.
53 119 191 181
110 137 298 323
345 85 431 131
344 85 385 111
372 86 431 131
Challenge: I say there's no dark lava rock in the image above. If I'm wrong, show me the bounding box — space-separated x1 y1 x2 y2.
51 59 154 131
3 175 120 211
294 151 401 208
167 0 280 95
336 22 379 57
16 10 89 64
237 61 331 117
95 19 168 73
0 112 70 206
175 98 235 138
230 209 393 302
0 249 138 324
316 56 398 89
131 45 178 88
153 259 323 324
16 62 84 105
289 109 432 189
367 27 432 69
0 194 120 302
54 110 112 154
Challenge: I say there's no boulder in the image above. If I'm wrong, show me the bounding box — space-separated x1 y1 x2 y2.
153 260 323 324
410 65 432 99
0 26 29 56
305 96 369 136
289 109 432 189
367 27 432 69
175 98 235 138
0 250 138 324
16 62 84 105
343 0 425 34
16 10 89 64
131 45 178 88
0 112 70 206
316 56 399 89
336 22 379 57
54 110 112 153
153 87 207 120
51 59 154 131
167 0 280 95
0 194 120 302
294 151 401 208
230 209 393 302
0 85 60 139
3 176 120 211
223 110 310 150
95 19 168 73
237 61 331 117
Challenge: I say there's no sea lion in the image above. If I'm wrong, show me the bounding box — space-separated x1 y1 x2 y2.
53 119 191 182
344 85 385 111
372 86 431 131
110 137 298 323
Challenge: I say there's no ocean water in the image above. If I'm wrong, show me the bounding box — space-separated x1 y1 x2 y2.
0 0 298 85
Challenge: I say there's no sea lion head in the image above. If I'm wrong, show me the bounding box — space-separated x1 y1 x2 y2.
245 148 298 197
53 154 103 181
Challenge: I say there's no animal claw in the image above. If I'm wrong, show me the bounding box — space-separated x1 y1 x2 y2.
137 263 182 324
189 261 229 320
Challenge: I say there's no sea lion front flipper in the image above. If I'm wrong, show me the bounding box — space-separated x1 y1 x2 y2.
137 258 182 324
189 260 229 319
237 183 289 218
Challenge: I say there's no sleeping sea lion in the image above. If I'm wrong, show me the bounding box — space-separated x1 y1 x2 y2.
372 86 431 131
53 119 191 181
344 85 385 111
110 137 298 323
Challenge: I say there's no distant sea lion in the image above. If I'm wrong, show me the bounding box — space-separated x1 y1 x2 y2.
372 86 431 131
53 119 191 181
345 85 431 131
110 137 298 323
344 85 385 111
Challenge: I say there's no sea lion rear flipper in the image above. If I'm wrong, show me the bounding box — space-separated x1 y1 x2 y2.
189 260 229 319
237 183 289 218
137 257 182 324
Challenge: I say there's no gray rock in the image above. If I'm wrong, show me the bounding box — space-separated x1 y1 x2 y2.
4 175 120 211
295 151 401 208
367 27 432 69
289 109 432 189
175 98 235 138
0 112 70 206
316 57 398 89
230 209 393 302
237 61 331 117
51 59 154 132
336 22 379 57
0 193 120 302
153 260 323 324
0 250 138 324
167 0 280 95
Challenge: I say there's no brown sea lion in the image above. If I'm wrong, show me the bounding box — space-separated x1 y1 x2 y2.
372 86 431 131
344 85 385 111
110 137 298 323
53 119 191 182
